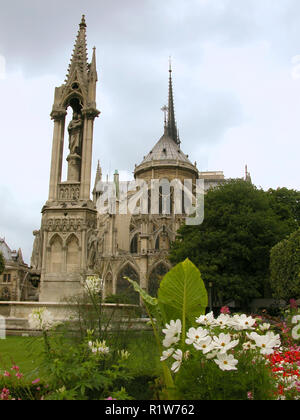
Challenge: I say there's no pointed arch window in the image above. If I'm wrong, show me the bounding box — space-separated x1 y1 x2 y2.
66 235 80 273
105 272 113 297
130 234 138 254
116 264 139 305
155 236 160 250
148 263 170 297
49 235 63 273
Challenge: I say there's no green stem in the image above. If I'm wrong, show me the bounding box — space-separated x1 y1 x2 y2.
181 271 187 348
143 304 176 400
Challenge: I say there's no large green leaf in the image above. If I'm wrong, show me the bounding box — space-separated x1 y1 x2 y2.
158 258 208 327
125 276 176 398
125 277 158 307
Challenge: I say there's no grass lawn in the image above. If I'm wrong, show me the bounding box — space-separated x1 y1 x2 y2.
0 336 46 380
0 330 162 383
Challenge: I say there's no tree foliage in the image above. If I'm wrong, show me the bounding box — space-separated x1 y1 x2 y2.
270 228 300 302
268 187 300 229
169 180 298 308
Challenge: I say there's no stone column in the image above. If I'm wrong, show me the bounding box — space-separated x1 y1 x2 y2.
48 110 66 201
80 109 99 201
139 256 148 300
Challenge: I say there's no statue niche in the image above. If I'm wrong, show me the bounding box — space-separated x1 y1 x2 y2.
87 232 99 271
66 110 83 182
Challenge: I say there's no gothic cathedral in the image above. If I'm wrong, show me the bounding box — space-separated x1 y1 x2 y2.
29 17 224 303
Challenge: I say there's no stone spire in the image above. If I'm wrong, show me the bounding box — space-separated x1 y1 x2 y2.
65 15 89 85
89 47 98 81
95 160 102 185
93 160 102 202
167 59 180 145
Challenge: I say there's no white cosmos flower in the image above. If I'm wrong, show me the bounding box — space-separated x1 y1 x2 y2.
214 353 238 371
231 314 256 331
215 314 231 329
163 334 180 348
242 341 256 351
265 331 281 345
291 315 300 324
171 349 183 373
292 324 300 340
193 336 215 354
185 327 208 345
162 319 181 336
213 333 239 354
160 348 175 361
259 323 271 332
246 331 260 341
205 350 219 360
195 312 215 327
162 320 181 348
250 332 280 355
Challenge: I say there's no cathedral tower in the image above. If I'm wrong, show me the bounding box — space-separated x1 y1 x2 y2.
35 16 100 302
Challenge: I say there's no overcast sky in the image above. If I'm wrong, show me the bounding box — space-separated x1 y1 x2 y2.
1 0 300 263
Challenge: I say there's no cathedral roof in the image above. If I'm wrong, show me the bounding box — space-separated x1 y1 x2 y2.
0 238 25 264
139 128 193 165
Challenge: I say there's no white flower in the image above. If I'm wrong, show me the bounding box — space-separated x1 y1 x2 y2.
185 327 208 345
162 319 182 336
28 308 57 331
231 314 256 331
195 312 215 327
205 350 218 360
246 331 260 341
160 348 175 361
291 315 300 324
193 336 215 354
265 331 281 346
88 340 110 355
162 320 181 348
212 333 239 354
214 353 238 371
292 324 300 340
215 314 231 329
171 349 183 373
242 341 256 351
84 276 103 294
250 332 280 355
259 323 271 332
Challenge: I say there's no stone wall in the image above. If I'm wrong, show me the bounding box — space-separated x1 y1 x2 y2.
0 301 146 336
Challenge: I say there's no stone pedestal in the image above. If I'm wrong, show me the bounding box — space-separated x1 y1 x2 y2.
67 153 81 182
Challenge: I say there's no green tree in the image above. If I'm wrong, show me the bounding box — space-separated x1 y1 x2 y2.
268 187 300 228
0 251 4 276
270 228 300 302
170 179 296 309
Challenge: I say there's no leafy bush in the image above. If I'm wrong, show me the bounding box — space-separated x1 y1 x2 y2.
22 277 138 400
128 259 287 400
270 228 300 302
